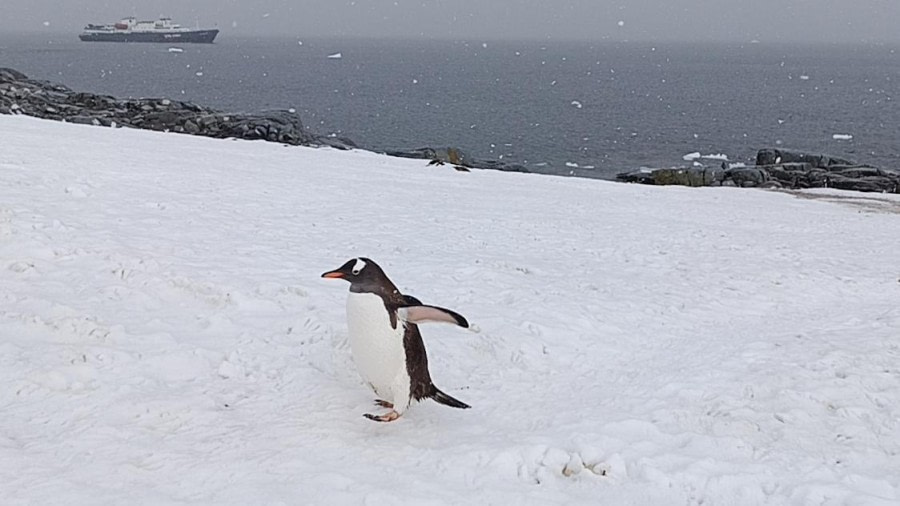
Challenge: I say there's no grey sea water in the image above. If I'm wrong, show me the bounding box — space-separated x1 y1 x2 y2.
1 33 898 177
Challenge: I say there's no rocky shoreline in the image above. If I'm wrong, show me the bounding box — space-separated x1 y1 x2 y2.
0 67 533 174
2 67 897 193
0 67 356 150
618 149 900 194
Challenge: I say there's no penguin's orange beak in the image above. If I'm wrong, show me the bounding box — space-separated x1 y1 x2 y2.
321 270 345 279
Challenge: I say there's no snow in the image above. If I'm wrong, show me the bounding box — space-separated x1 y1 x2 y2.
2 115 900 504
833 134 854 140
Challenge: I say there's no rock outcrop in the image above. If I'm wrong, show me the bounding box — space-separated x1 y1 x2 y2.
0 67 356 150
618 149 900 193
382 146 531 174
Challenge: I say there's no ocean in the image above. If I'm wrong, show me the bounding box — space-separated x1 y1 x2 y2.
1 32 898 177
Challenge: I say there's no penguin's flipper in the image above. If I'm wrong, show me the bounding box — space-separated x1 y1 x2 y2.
404 305 469 328
430 387 471 409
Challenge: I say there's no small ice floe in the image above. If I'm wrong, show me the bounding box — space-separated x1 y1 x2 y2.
43 21 51 27
168 47 184 53
800 75 810 80
832 133 853 140
570 100 583 109
617 21 625 27
565 162 579 168
684 152 730 163
195 71 203 76
327 52 342 59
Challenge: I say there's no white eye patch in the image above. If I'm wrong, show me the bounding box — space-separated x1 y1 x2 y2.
352 258 366 274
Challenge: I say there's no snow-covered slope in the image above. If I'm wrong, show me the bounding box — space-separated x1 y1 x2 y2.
1 115 899 505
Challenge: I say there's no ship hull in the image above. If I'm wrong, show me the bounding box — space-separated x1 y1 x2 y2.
79 29 219 43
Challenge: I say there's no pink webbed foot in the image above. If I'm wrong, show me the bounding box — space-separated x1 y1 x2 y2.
364 410 401 423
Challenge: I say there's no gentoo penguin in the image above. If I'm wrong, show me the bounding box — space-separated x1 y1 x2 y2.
321 257 470 422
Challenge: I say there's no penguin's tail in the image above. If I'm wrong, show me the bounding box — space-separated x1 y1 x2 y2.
430 387 471 410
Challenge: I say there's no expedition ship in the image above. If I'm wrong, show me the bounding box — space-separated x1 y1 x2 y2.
79 17 219 44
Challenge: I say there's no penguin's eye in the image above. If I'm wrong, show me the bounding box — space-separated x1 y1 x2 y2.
351 268 361 275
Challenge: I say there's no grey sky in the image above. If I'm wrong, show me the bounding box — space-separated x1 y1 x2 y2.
2 0 899 43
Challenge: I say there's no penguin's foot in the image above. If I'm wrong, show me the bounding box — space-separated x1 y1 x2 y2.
374 399 394 409
364 410 401 423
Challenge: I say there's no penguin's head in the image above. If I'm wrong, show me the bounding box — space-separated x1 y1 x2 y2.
321 257 385 287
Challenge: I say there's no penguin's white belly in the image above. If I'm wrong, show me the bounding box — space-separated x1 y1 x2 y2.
346 292 410 406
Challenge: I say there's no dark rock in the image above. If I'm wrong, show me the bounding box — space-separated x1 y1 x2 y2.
385 147 471 166
617 167 724 186
829 166 883 178
0 68 339 150
756 148 854 168
725 167 769 187
0 68 29 81
826 175 898 193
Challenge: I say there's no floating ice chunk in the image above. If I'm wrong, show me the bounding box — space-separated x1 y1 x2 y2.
617 21 625 27
43 21 50 27
565 162 579 168
195 71 203 76
168 47 184 53
832 133 853 140
327 52 342 59
684 152 729 162
570 100 583 109
800 75 810 80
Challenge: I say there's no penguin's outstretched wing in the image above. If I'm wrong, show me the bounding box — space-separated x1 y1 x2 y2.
398 294 469 328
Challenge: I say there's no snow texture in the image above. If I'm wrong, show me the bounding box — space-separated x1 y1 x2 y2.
1 115 899 505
